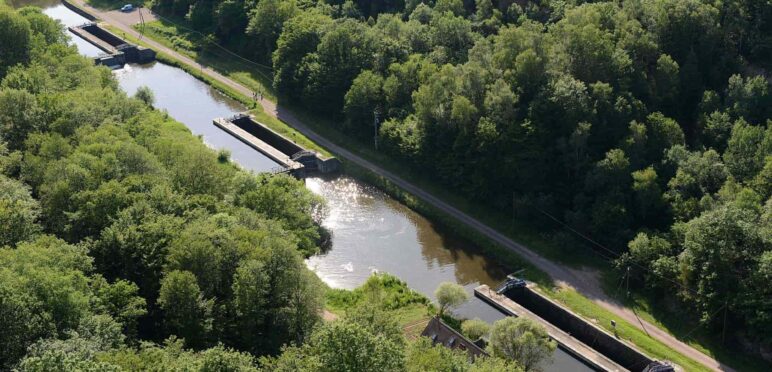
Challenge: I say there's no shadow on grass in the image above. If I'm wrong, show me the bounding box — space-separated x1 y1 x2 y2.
196 49 274 95
137 15 276 98
599 271 768 372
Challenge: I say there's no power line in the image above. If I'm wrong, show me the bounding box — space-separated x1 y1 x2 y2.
148 11 275 74
530 204 703 297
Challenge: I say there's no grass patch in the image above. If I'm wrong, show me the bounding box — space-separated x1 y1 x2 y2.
541 286 712 372
325 273 430 314
324 273 434 333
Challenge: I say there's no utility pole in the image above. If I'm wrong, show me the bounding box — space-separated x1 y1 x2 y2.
373 107 380 150
722 301 728 344
625 266 630 298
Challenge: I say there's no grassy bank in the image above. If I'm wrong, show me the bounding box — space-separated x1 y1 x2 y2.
102 24 331 158
324 274 433 336
133 18 277 102
107 20 761 371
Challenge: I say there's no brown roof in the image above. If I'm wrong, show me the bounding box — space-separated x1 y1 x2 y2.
420 317 489 359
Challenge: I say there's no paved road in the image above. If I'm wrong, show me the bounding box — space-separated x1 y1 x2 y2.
68 2 733 370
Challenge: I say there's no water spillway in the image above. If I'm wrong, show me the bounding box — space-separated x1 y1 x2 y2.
12 2 596 370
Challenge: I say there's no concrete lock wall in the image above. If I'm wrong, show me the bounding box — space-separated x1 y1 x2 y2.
83 24 126 47
61 0 97 21
506 288 653 371
232 116 305 156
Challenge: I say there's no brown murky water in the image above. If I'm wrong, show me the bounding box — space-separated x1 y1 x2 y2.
11 1 595 369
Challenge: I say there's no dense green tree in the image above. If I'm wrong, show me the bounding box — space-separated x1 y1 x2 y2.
435 0 465 16
723 120 772 182
16 6 66 47
0 174 40 247
158 270 213 348
232 173 325 255
272 10 331 98
631 167 665 226
0 88 41 150
134 86 155 107
246 0 298 62
301 19 379 114
665 147 729 221
652 54 680 116
489 317 555 372
406 337 522 372
345 302 404 345
100 339 259 371
679 203 770 332
434 282 469 316
726 74 772 125
306 320 404 372
0 6 30 77
0 235 142 369
214 0 248 37
92 201 184 313
344 70 383 135
461 317 490 341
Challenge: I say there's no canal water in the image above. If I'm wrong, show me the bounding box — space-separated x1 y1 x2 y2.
10 2 594 370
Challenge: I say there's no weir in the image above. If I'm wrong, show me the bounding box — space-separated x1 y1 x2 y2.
475 284 674 372
213 114 341 177
67 22 155 67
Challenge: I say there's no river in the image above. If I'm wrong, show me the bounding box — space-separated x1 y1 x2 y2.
8 2 594 370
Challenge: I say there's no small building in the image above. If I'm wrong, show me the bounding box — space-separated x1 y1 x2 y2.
420 317 488 359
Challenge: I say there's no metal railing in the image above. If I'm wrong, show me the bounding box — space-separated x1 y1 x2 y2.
291 150 316 160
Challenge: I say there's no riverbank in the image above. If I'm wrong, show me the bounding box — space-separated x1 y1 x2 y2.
67 1 752 370
105 16 737 372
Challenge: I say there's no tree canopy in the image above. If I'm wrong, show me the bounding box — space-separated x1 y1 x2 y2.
142 0 772 351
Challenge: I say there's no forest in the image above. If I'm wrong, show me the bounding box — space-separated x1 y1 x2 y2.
0 3 560 371
144 0 772 357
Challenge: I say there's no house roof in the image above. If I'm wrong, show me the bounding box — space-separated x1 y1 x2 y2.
420 317 489 359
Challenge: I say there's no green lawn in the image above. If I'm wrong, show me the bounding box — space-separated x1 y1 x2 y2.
115 20 768 371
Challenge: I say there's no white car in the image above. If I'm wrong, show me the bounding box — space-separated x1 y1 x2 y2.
120 4 133 12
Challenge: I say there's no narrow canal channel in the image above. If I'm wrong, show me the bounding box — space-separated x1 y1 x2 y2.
10 1 595 369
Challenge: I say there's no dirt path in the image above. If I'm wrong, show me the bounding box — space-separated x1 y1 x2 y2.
69 2 733 370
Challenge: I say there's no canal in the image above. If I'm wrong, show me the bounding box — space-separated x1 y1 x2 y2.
9 1 594 369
